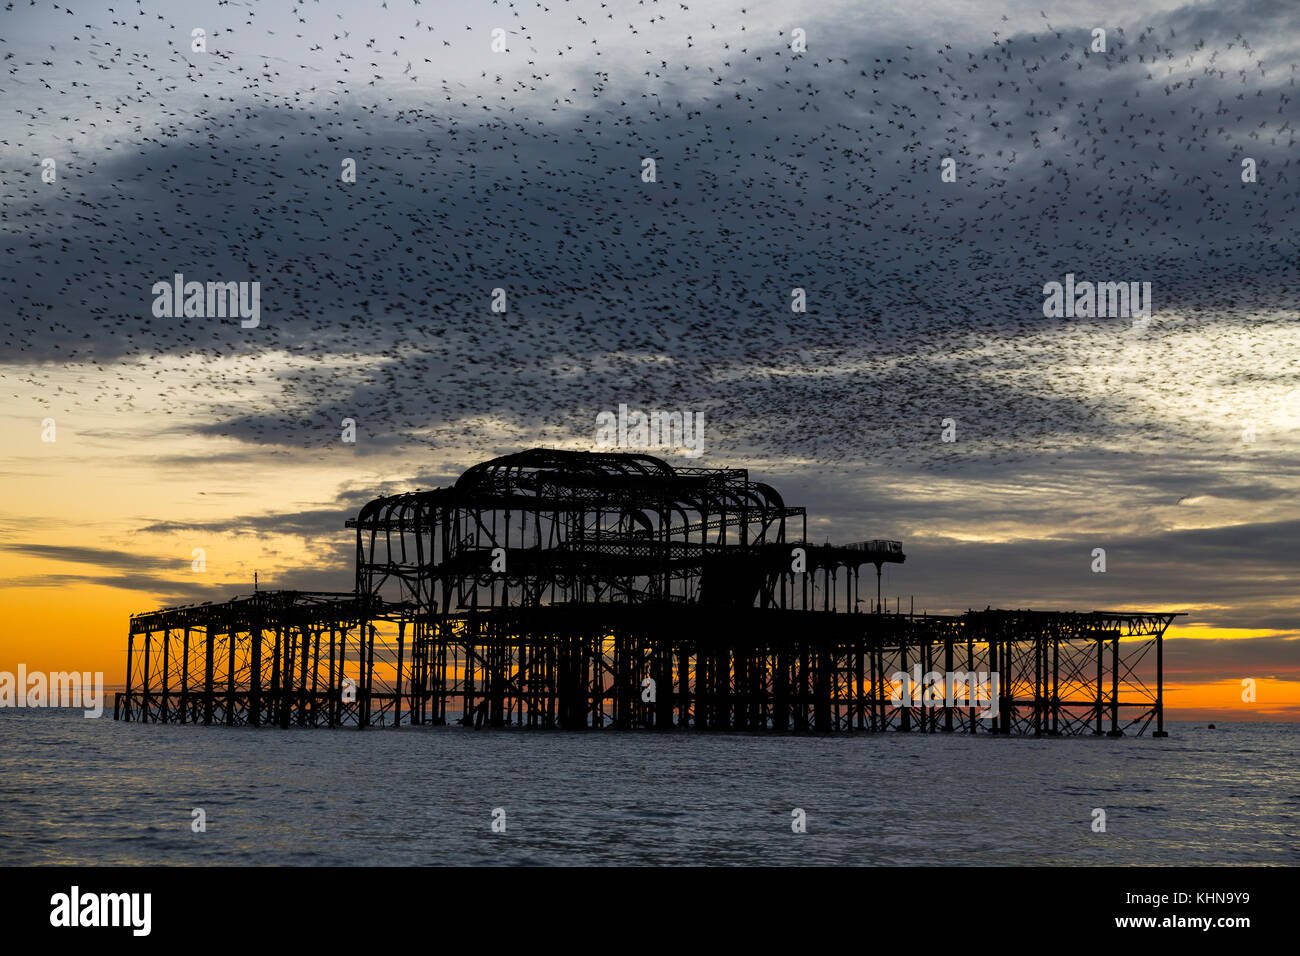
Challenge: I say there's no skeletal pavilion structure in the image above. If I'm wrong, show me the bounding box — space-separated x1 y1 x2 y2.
116 449 1177 736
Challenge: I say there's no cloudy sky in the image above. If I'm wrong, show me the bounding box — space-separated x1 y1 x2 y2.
1 0 1297 718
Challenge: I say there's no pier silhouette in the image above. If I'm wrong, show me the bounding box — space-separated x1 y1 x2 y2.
116 449 1178 736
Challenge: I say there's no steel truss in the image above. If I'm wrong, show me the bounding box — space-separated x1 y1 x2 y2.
116 450 1178 736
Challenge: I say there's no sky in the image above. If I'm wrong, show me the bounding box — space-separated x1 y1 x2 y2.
0 0 1297 720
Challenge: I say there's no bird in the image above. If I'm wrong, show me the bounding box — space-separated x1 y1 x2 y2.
0 0 1294 616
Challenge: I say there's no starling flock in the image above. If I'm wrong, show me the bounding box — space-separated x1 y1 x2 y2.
2 0 1296 472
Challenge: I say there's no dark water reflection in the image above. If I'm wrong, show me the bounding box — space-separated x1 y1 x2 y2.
1 710 1295 865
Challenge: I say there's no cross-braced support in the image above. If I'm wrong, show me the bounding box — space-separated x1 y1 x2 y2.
116 450 1179 735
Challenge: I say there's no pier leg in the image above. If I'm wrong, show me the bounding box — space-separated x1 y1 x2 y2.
1153 625 1168 737
124 632 134 722
1107 632 1123 737
203 625 215 726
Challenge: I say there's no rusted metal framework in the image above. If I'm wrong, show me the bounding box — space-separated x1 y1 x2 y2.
116 449 1178 735
348 448 902 613
115 592 400 727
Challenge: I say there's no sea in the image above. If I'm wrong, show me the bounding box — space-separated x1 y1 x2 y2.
1 710 1296 866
